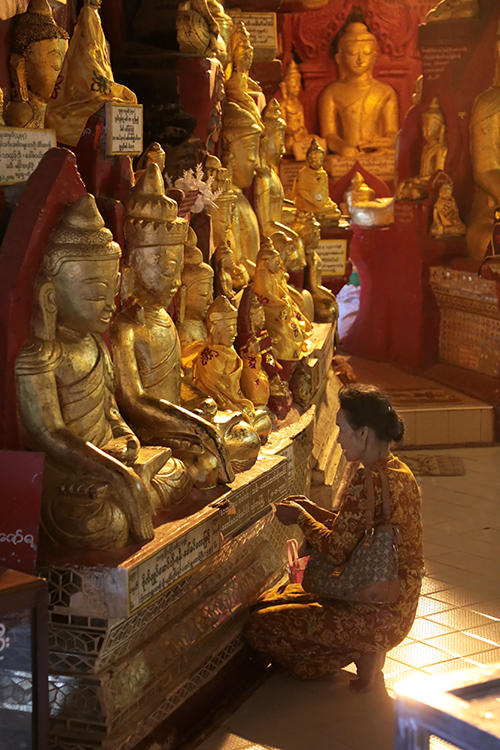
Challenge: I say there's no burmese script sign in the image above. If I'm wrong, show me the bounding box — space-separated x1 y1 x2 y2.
279 159 303 200
318 238 347 276
105 102 143 156
325 151 395 181
0 127 56 185
421 45 468 81
128 513 220 613
229 12 277 58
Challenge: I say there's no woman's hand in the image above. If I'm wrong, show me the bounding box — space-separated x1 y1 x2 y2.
275 500 303 526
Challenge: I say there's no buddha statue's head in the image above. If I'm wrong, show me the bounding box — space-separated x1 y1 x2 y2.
222 101 264 188
231 22 253 75
282 59 302 100
204 154 232 194
207 295 238 347
260 98 286 166
249 292 266 335
256 236 281 274
181 237 214 320
422 97 446 145
124 164 188 309
136 142 166 174
9 0 69 105
306 138 325 171
215 240 235 271
438 182 453 201
336 22 377 81
36 194 121 340
346 172 376 206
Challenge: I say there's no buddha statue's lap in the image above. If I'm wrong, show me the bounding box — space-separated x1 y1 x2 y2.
16 194 192 551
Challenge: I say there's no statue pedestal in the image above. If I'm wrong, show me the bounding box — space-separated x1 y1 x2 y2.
342 205 466 372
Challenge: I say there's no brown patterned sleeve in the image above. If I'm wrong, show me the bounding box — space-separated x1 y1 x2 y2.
297 467 368 565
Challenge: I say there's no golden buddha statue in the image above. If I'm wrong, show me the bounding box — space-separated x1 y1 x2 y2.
253 237 312 363
255 99 307 270
468 21 500 260
292 212 339 323
110 164 239 489
45 0 137 147
225 21 263 126
177 235 214 352
396 97 448 201
318 22 398 158
177 0 220 58
221 100 263 277
135 142 166 182
240 335 270 407
183 295 272 442
430 182 466 238
16 194 193 551
345 172 394 226
4 0 69 129
426 0 479 22
214 240 235 300
280 60 309 154
292 138 341 225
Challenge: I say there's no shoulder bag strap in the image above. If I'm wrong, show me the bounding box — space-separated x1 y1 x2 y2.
375 467 392 524
364 468 375 536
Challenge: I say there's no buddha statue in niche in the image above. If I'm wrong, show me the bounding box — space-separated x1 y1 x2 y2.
292 138 341 225
110 164 235 490
255 99 307 272
318 22 398 159
183 295 272 443
280 60 310 155
16 194 192 551
430 181 466 238
396 97 448 201
468 21 500 260
176 236 214 352
225 21 263 126
426 0 479 22
5 0 69 129
221 100 263 277
253 237 312 364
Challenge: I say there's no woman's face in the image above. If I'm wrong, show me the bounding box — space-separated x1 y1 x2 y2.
335 408 367 462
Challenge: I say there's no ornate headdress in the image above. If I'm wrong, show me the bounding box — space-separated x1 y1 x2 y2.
256 236 280 264
207 294 238 323
182 241 214 289
306 137 325 161
284 59 301 85
222 100 264 142
136 142 166 173
423 96 445 124
231 21 253 73
11 0 69 57
262 98 286 134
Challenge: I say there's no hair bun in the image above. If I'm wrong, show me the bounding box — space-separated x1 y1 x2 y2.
387 409 404 443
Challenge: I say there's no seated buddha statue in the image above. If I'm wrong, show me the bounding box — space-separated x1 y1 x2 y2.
221 100 263 277
396 97 448 201
318 22 398 159
292 212 339 323
430 181 466 238
468 21 500 260
426 0 479 22
110 164 236 490
292 138 341 225
182 295 272 442
4 0 69 129
255 99 307 271
16 194 192 551
253 237 312 365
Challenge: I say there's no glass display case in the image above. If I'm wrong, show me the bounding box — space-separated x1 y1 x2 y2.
0 568 48 750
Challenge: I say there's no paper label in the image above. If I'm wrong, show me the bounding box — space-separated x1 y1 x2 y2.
229 12 277 49
318 238 347 276
105 103 143 156
0 127 56 185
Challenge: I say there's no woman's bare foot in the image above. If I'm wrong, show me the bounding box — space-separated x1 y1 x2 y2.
350 652 386 693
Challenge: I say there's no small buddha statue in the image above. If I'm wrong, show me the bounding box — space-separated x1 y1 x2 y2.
4 0 69 129
430 182 466 238
177 236 214 352
16 194 193 551
221 100 263 277
280 60 309 154
318 22 398 158
135 142 166 182
111 164 236 490
177 0 220 57
225 21 263 127
344 172 394 226
292 212 339 323
214 240 235 300
468 20 500 260
396 97 448 201
292 138 341 225
240 334 270 407
45 0 137 147
183 295 272 442
255 99 307 271
426 0 479 22
253 237 312 364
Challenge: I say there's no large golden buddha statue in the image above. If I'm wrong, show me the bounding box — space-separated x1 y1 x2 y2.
110 164 236 489
16 194 192 551
318 22 398 158
221 100 263 277
292 138 341 225
5 0 69 129
253 237 312 363
468 21 500 260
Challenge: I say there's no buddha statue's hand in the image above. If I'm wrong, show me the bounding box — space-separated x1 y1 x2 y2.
111 468 154 542
196 418 235 484
341 145 359 159
102 434 141 464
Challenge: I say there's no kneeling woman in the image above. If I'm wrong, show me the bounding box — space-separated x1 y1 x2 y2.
245 384 424 691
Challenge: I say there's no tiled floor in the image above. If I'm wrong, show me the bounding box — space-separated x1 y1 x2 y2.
197 447 500 750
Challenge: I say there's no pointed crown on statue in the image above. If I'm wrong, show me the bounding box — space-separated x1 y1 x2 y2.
208 295 238 324
11 0 69 57
306 137 325 160
284 59 301 85
262 98 286 134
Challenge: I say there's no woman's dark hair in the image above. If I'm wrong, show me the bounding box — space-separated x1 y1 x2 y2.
338 384 404 443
